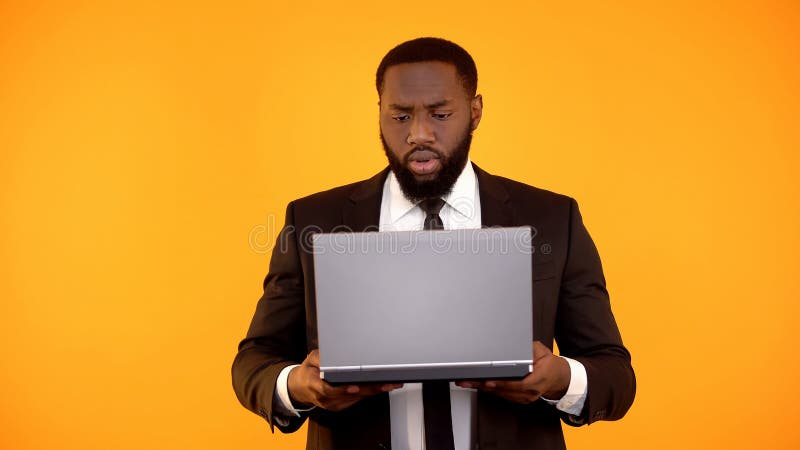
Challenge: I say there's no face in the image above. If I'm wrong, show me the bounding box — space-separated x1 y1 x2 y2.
379 61 483 202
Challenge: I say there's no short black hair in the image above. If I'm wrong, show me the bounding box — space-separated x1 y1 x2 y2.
376 37 478 98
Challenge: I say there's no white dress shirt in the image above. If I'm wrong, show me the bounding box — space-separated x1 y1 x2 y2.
273 159 588 449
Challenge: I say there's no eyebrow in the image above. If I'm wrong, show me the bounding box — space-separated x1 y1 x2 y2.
388 99 452 112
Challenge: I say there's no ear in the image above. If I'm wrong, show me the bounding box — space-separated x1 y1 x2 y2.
470 94 483 131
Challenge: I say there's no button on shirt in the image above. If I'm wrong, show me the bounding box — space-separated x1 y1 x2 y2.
273 158 589 449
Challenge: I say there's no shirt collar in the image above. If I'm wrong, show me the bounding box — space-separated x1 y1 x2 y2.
385 157 477 224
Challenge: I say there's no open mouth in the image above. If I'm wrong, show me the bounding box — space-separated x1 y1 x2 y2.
407 150 441 175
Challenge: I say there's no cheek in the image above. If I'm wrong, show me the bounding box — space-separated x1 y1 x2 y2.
438 124 463 145
380 123 407 144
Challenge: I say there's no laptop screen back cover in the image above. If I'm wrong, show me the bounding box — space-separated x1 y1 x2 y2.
312 226 533 383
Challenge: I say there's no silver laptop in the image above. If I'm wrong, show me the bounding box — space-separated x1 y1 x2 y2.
311 226 534 384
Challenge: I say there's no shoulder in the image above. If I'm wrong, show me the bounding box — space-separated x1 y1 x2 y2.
283 168 389 224
475 164 576 212
498 174 572 202
294 169 387 204
292 181 361 207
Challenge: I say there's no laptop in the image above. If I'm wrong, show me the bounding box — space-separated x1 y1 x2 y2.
311 226 534 384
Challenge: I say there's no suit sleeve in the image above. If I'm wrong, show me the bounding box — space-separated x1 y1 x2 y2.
555 198 636 425
231 201 310 433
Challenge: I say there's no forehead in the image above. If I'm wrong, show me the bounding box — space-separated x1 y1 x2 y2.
381 61 465 104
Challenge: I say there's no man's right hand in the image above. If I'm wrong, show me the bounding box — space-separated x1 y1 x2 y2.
287 349 403 412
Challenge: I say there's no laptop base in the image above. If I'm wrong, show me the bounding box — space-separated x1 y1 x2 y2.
322 364 532 385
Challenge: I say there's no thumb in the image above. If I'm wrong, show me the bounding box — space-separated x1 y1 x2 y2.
305 349 320 368
532 341 553 362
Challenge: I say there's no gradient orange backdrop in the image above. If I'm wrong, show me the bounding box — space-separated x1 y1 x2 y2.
2 1 799 449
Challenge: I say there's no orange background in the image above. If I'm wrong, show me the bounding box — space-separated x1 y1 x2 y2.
2 1 799 449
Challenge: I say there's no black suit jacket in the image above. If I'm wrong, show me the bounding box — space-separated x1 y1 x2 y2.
232 163 635 450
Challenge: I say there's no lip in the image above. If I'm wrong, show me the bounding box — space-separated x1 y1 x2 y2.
406 149 441 176
408 159 441 175
407 149 440 162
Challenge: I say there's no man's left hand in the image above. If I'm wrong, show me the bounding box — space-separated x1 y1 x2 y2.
455 341 570 404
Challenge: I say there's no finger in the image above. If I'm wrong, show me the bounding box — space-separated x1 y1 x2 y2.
320 382 392 398
379 383 404 392
316 380 353 398
484 378 541 401
319 385 398 410
353 383 402 396
481 380 522 390
475 379 499 389
336 384 376 396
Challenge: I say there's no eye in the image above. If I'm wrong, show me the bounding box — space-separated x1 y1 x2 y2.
431 112 452 120
392 114 410 122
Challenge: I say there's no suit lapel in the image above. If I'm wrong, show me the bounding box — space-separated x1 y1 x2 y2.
342 167 390 231
473 163 514 227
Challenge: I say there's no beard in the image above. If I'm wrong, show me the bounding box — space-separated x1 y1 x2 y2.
380 125 472 203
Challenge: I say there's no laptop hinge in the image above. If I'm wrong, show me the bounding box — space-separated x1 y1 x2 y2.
320 360 532 373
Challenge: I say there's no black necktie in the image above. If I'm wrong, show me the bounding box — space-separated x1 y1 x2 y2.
421 198 446 231
418 197 455 450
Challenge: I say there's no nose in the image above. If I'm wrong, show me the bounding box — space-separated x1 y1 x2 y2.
407 115 434 146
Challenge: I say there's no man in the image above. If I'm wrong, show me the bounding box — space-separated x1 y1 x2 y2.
232 37 635 450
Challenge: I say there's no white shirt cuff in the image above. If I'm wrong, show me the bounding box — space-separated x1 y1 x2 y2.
273 364 315 418
540 356 588 417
